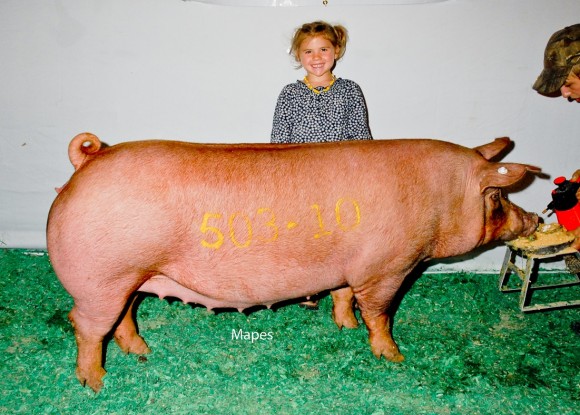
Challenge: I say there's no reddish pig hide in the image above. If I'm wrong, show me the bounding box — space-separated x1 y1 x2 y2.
47 133 539 392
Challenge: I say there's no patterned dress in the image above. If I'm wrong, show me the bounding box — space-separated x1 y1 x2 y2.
270 77 373 143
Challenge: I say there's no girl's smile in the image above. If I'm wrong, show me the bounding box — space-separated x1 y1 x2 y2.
298 36 338 86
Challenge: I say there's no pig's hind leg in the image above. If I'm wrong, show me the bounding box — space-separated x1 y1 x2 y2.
69 304 112 392
68 280 145 392
112 296 151 355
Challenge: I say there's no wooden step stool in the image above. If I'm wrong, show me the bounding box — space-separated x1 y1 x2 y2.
498 242 580 312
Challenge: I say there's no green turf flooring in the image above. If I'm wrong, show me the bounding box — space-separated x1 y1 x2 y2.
1 249 579 414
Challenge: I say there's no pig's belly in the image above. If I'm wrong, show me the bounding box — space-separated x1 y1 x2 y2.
137 274 323 311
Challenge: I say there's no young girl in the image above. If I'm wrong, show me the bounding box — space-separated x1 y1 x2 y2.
271 21 373 143
271 21 371 309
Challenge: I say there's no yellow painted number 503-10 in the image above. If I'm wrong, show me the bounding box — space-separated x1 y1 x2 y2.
199 198 361 250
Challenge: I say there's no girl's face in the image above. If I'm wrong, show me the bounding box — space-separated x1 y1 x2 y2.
298 36 338 81
561 71 580 102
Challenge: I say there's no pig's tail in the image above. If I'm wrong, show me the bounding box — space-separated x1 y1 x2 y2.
68 132 102 171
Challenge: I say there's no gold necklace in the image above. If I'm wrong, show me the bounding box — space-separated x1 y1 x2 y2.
303 75 336 95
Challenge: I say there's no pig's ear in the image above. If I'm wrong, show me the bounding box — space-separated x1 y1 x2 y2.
479 163 542 193
473 137 511 160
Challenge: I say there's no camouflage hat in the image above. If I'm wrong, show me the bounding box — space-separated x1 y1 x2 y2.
533 24 580 96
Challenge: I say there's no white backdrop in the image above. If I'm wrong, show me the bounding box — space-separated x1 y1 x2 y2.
1 0 579 271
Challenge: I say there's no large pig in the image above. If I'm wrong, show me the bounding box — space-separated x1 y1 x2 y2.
47 133 539 392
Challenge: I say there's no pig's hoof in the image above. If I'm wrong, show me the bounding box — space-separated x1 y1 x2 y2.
386 352 405 363
76 366 106 393
373 349 405 363
332 311 359 329
299 300 319 310
114 334 151 355
371 343 405 363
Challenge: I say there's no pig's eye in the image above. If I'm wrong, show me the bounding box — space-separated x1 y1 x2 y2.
488 189 505 220
488 190 505 210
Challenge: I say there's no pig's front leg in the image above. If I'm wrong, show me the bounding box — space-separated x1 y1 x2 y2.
354 283 405 362
360 311 404 362
331 286 359 329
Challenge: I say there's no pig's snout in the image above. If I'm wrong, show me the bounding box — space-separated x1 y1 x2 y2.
497 207 539 242
520 212 539 237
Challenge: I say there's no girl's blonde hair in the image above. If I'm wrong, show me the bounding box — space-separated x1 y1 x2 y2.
290 21 348 65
